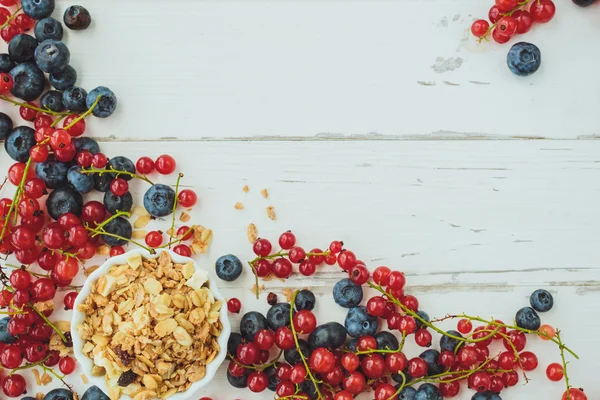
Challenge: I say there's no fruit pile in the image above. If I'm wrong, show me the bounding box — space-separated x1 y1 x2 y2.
0 1 201 398
220 232 587 400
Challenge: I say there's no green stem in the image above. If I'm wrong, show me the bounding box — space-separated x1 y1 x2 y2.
50 115 66 128
9 354 51 376
557 330 572 400
0 95 73 116
160 225 194 249
0 157 33 243
3 263 48 278
79 166 154 185
63 95 100 130
0 7 23 30
88 211 131 236
31 305 67 343
168 173 183 248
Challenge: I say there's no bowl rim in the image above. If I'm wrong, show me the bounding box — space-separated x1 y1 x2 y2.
70 248 231 400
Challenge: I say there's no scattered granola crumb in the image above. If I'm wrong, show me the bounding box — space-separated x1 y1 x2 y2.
133 206 150 216
282 288 295 303
251 284 265 295
180 211 191 222
40 371 52 385
32 368 41 386
81 374 89 384
242 185 249 193
266 206 276 220
36 393 45 400
84 265 99 276
132 230 147 239
247 223 258 243
96 245 110 256
234 202 244 210
261 188 269 198
134 215 151 229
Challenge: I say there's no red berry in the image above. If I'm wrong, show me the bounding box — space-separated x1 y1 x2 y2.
275 327 295 350
288 246 306 263
387 271 406 291
342 371 366 394
253 238 272 257
438 351 456 369
54 142 77 162
276 381 295 397
373 266 391 286
0 71 12 93
502 371 519 387
29 324 54 341
30 278 56 302
13 14 34 30
503 329 526 352
59 356 76 375
2 373 27 397
81 201 106 223
337 250 356 271
24 178 46 199
247 371 268 393
7 318 27 336
497 16 517 37
11 226 36 250
385 352 407 374
498 351 516 370
0 7 9 24
472 326 493 346
439 381 460 397
361 354 385 379
177 189 197 208
309 348 336 374
492 27 511 43
375 383 397 400
0 345 23 368
407 357 428 378
237 342 259 365
329 240 343 254
175 226 192 240
42 223 65 249
254 329 275 351
278 231 296 249
75 241 96 260
8 162 31 186
471 19 490 38
110 178 129 196
227 298 241 314
324 253 337 265
91 153 108 168
10 269 32 290
562 388 587 400
55 257 79 280
539 324 556 340
520 351 538 371
469 371 492 392
227 362 245 377
293 310 317 334
349 264 369 285
64 292 78 310
341 353 360 373
457 346 479 368
546 362 564 381
457 319 472 334
145 231 163 248
155 155 176 174
387 312 402 330
530 0 556 23
414 328 432 347
334 390 354 400
62 115 86 136
58 213 81 229
173 244 191 257
29 145 49 162
366 296 387 317
357 336 377 352
400 294 418 312
276 363 292 381
514 10 534 33
495 0 518 12
136 156 154 174
34 115 53 129
299 260 316 276
289 364 307 384
19 103 37 121
489 5 501 23
49 129 71 150
272 258 293 279
24 342 48 362
254 259 272 277
324 365 343 386
490 375 504 393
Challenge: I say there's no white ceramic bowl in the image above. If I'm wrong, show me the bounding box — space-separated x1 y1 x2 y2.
71 248 231 400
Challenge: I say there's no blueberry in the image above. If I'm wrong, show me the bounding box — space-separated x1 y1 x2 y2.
572 0 596 6
5 126 35 162
62 86 88 111
63 5 92 30
22 397 37 400
515 306 541 330
227 332 244 356
0 112 13 140
419 349 444 375
530 289 554 312
308 322 347 350
49 65 77 90
22 0 55 20
333 278 363 308
101 217 132 246
344 306 378 338
81 386 110 400
43 388 74 400
239 311 269 341
34 17 64 41
67 166 94 193
392 369 414 384
143 184 175 217
36 159 69 189
396 386 417 400
35 39 70 74
507 42 541 77
104 191 133 214
107 156 135 180
440 330 464 352
40 90 65 113
73 137 100 154
472 391 502 400
415 310 430 329
264 364 280 391
299 380 319 399
284 339 311 365
0 317 17 344
215 254 243 282
87 86 117 118
374 331 399 351
415 383 442 400
46 185 83 220
9 62 46 101
227 369 249 388
94 173 112 192
267 303 292 331
0 53 15 73
8 34 38 63
346 338 358 352
295 289 316 311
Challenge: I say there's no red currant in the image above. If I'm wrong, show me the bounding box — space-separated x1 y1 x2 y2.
367 296 387 317
255 329 275 351
400 294 418 312
414 328 432 347
30 278 56 302
492 28 511 44
342 371 366 394
324 253 337 265
7 318 27 336
13 14 34 30
489 375 504 393
62 115 86 136
438 351 456 368
64 292 78 310
329 240 343 254
546 362 564 381
503 329 526 351
520 351 538 371
276 363 292 381
29 145 48 162
289 364 307 384
324 365 344 386
373 266 391 286
10 269 32 290
349 264 369 285
136 156 154 174
278 231 296 249
92 153 108 168
110 178 129 196
309 348 336 374
253 238 272 257
176 226 192 240
530 0 556 23
334 390 354 400
471 19 490 38
247 371 268 393
288 246 306 263
457 319 472 334
357 335 377 352
498 351 516 370
458 346 479 368
497 16 517 37
293 310 317 334
42 223 65 249
227 298 242 314
34 114 53 129
385 352 407 374
49 129 71 150
8 162 32 185
81 201 106 223
489 5 501 23
1 345 23 368
469 371 492 392
55 257 79 280
298 260 316 276
275 327 295 350
19 103 37 121
539 324 556 340
513 10 534 34
408 357 428 378
375 383 397 400
74 242 96 260
59 356 76 374
562 388 587 400
227 362 245 377
173 244 191 257
177 189 197 208
439 381 460 397
337 250 357 271
24 178 47 199
2 373 27 397
272 258 293 279
495 0 518 12
58 213 81 229
54 142 77 162
155 155 176 174
66 224 88 247
254 259 272 277
145 231 163 248
361 354 385 379
276 381 295 397
29 324 54 342
24 342 48 362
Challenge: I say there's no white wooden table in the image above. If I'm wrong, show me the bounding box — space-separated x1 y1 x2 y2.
1 1 599 399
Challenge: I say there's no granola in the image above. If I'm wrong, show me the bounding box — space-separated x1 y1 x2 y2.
77 251 223 400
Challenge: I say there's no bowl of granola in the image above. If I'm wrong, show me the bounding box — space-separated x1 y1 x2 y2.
71 249 231 400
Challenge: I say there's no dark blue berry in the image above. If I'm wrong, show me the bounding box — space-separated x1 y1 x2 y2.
81 386 110 400
101 217 132 246
419 349 444 375
22 397 37 400
530 289 553 312
0 112 13 140
107 156 135 180
46 185 83 220
215 254 243 282
9 62 46 101
62 86 87 111
87 86 117 118
295 289 315 311
264 364 280 391
308 322 347 350
284 339 311 365
40 90 65 113
104 191 133 215
267 303 292 331
49 65 77 90
515 306 541 330
573 0 597 5
299 380 319 399
346 338 358 352
64 5 91 30
0 317 17 344
471 391 502 400
374 331 399 351
396 386 417 400
67 166 94 193
5 126 35 162
344 306 378 338
415 310 430 329
415 383 442 400
94 173 112 192
392 369 414 384
43 388 74 400
34 17 63 41
507 42 541 76
73 137 99 155
227 332 244 357
143 184 175 217
227 369 249 388
439 330 464 352
333 278 363 308
36 159 69 189
239 311 269 341
8 34 38 63
22 0 55 20
0 53 15 73
34 39 70 74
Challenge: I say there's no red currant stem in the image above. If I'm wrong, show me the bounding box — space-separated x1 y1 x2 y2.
556 330 572 399
159 225 195 249
3 263 48 278
390 371 407 400
40 362 75 393
0 7 22 30
290 289 324 400
63 95 100 130
50 114 66 128
410 359 509 386
8 353 52 376
0 95 74 117
0 156 33 241
51 248 82 264
168 173 184 248
79 166 154 185
260 350 284 371
247 261 260 299
31 304 68 343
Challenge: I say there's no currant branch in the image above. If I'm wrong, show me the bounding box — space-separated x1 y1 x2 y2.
556 330 572 400
31 304 68 343
0 95 74 116
0 7 22 30
8 353 51 376
63 95 101 131
0 156 34 242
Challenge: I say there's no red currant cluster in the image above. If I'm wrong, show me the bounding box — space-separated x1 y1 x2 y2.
0 0 34 43
471 0 556 43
